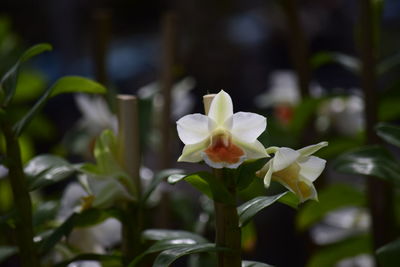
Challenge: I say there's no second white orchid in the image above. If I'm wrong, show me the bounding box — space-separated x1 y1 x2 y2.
176 90 268 169
257 142 328 202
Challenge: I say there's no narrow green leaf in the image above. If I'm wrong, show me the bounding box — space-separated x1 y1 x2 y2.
333 145 400 186
153 243 228 267
296 184 366 231
277 191 300 209
168 172 235 205
310 51 360 74
308 234 372 267
54 253 121 267
1 43 52 106
376 123 400 148
13 76 106 136
142 229 208 243
242 260 274 267
0 246 18 263
49 76 106 97
129 238 205 267
377 238 400 267
141 169 184 204
20 43 52 62
237 192 287 227
24 155 75 191
236 158 267 191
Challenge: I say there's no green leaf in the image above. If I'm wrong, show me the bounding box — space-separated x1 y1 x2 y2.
33 201 58 228
377 238 400 267
242 260 274 267
129 238 206 267
277 191 300 209
376 123 400 148
168 172 235 205
13 76 106 136
153 243 228 267
310 51 360 74
307 235 372 267
296 184 366 231
54 253 121 267
333 145 400 186
379 97 400 121
377 51 400 76
236 158 267 191
49 76 106 97
0 246 18 263
141 169 184 204
237 192 288 227
1 43 52 106
142 229 208 243
24 155 75 191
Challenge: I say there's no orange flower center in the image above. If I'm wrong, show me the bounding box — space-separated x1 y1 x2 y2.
204 132 245 164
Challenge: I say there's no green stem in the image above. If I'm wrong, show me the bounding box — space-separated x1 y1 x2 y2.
121 202 142 265
1 120 40 267
213 169 241 267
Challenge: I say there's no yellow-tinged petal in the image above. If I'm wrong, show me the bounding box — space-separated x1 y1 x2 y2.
178 139 209 163
233 138 269 159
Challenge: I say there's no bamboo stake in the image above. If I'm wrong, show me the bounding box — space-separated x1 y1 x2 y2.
160 12 177 169
203 94 241 267
357 0 394 251
280 0 312 99
116 95 142 264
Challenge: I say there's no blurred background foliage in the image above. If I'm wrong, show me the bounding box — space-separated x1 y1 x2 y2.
1 0 400 266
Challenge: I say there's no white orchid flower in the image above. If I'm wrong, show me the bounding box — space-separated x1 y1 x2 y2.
176 90 268 169
257 141 328 202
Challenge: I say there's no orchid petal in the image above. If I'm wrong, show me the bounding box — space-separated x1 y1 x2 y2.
298 156 326 182
202 152 245 169
208 90 233 125
231 112 267 142
297 177 318 202
233 138 268 159
272 147 300 172
178 140 209 163
177 114 210 145
297 141 328 157
260 161 273 188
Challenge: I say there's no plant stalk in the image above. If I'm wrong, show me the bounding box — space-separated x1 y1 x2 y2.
213 169 241 267
1 120 40 267
357 0 394 250
203 94 241 267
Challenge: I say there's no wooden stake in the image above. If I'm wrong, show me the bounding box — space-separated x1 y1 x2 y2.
116 95 142 264
160 12 178 169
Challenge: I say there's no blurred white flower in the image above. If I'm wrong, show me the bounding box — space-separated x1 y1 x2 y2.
317 94 364 136
257 142 328 202
310 207 370 245
0 165 8 179
55 182 121 267
255 71 301 109
137 76 196 120
177 90 268 168
75 94 117 135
